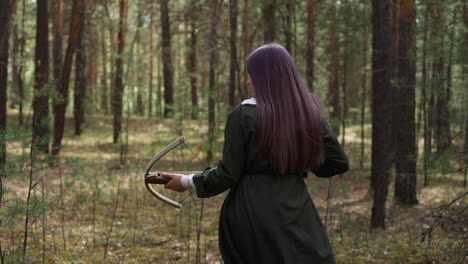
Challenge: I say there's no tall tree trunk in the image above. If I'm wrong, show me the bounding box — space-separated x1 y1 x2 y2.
360 2 368 170
160 0 174 117
188 0 198 120
229 0 238 107
463 2 468 188
100 22 109 113
0 0 13 163
341 2 349 149
422 4 430 186
370 0 392 229
148 1 154 117
12 1 26 126
73 1 86 136
242 0 251 98
86 1 96 110
328 0 340 136
306 0 316 91
394 0 418 205
390 0 400 165
284 0 293 52
32 0 50 154
433 5 450 154
53 0 62 83
52 0 83 155
207 0 222 164
263 0 276 42
112 0 126 143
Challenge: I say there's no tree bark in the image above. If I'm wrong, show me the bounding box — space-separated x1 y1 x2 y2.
370 0 392 229
207 0 222 164
263 0 276 42
360 2 368 170
53 0 63 91
390 0 399 165
229 0 238 107
306 0 316 91
0 0 13 163
394 0 418 205
328 0 340 136
73 1 86 136
422 4 430 186
100 21 109 113
284 0 293 52
12 1 25 126
32 0 50 154
148 1 154 117
242 0 251 98
160 0 174 117
112 0 126 143
52 0 83 155
432 5 450 154
187 0 198 119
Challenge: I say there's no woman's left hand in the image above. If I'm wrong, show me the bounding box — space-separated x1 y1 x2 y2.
160 172 187 192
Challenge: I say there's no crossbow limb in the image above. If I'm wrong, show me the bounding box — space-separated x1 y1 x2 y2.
144 137 187 209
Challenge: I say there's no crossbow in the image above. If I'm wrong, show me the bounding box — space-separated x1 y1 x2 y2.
144 136 201 209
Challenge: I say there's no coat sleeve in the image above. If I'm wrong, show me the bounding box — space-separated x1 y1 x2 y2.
312 119 349 178
192 106 247 198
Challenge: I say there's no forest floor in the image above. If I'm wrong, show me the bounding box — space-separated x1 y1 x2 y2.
1 111 466 264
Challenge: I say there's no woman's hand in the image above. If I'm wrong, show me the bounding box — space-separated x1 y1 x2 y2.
160 172 187 192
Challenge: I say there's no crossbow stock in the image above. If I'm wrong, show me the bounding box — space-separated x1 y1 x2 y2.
144 136 201 209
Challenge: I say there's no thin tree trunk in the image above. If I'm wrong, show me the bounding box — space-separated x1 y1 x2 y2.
86 2 96 110
328 0 340 136
100 22 109 113
160 0 174 117
360 2 368 170
433 5 450 154
370 0 392 229
284 0 293 52
207 0 222 164
242 0 250 98
112 0 126 143
73 1 86 136
188 0 198 120
0 0 13 163
32 0 50 154
422 4 430 186
306 0 316 91
463 3 467 188
12 2 25 127
53 0 62 84
148 2 154 117
394 0 418 205
52 0 83 155
341 2 349 149
263 0 276 42
229 0 238 107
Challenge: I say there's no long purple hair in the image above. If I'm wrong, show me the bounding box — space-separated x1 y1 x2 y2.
246 43 323 174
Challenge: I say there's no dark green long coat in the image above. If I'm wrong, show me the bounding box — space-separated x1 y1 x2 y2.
193 103 349 264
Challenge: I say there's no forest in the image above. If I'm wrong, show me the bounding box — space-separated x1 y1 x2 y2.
0 0 466 263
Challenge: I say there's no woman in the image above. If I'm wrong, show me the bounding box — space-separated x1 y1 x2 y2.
162 43 349 264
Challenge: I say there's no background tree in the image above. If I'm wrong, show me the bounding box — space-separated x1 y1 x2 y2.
0 1 14 163
394 0 418 204
370 0 393 229
229 0 239 107
328 0 341 135
32 0 50 153
112 0 127 143
263 0 276 42
160 0 174 117
306 0 316 91
52 0 83 155
73 0 86 136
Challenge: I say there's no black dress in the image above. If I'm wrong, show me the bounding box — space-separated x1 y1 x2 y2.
192 103 349 264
